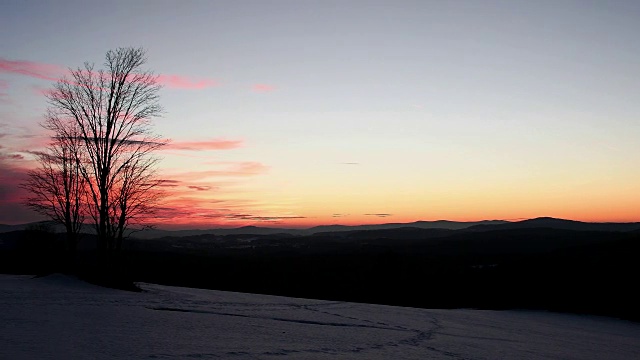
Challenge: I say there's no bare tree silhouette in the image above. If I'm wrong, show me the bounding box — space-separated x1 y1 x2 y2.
26 47 166 271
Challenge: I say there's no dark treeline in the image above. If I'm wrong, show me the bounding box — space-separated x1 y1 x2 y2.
1 226 638 321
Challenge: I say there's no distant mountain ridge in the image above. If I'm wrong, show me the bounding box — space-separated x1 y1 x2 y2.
121 220 511 238
307 220 507 234
465 217 640 232
3 217 640 239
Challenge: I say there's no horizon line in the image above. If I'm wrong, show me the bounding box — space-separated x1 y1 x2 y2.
5 216 640 232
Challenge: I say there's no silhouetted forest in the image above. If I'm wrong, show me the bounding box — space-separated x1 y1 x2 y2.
1 222 639 321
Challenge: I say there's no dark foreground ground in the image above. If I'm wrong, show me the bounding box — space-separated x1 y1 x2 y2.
4 274 640 360
1 225 639 322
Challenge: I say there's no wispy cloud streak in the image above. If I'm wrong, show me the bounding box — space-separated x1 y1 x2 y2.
187 185 213 191
157 179 181 188
0 58 218 90
155 74 219 89
252 84 276 93
151 196 299 226
164 139 244 151
173 162 269 181
0 58 64 81
224 214 306 221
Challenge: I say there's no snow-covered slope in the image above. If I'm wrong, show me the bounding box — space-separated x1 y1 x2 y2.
1 274 639 359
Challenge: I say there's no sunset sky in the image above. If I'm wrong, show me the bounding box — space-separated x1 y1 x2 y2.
2 0 640 228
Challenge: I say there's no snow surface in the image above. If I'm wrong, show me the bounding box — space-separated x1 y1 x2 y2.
1 274 639 359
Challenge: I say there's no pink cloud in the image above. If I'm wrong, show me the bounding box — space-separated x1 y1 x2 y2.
151 195 305 227
157 179 182 188
1 153 25 160
0 58 65 81
156 74 219 89
151 196 257 223
172 162 269 181
158 178 239 191
208 161 269 176
0 57 218 90
223 214 305 222
0 126 50 162
164 139 244 151
152 203 231 223
187 185 213 191
252 83 276 93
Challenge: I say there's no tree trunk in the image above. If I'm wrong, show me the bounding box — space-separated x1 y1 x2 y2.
65 231 78 273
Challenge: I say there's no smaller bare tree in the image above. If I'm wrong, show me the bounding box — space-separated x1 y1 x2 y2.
21 120 86 265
